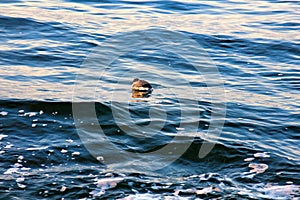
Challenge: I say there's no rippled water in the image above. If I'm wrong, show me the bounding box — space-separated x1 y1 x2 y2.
0 0 299 199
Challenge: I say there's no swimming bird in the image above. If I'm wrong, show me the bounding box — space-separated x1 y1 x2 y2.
131 78 152 92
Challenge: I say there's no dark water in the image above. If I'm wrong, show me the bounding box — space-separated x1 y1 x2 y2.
0 0 300 199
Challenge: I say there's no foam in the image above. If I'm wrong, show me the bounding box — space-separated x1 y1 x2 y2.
0 111 8 116
0 134 8 141
25 146 49 151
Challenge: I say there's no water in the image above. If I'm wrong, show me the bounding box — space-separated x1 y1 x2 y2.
0 0 299 199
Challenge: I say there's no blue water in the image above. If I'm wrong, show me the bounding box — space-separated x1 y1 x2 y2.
0 0 300 199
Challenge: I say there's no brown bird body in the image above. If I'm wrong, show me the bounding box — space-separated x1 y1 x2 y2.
131 78 152 91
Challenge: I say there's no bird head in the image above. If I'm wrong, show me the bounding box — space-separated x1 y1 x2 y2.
132 78 139 83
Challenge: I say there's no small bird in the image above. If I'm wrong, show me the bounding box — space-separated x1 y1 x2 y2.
131 78 152 92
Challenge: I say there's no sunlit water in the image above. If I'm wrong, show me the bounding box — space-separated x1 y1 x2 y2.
0 0 299 199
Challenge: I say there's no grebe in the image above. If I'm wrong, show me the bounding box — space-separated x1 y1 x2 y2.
131 78 152 92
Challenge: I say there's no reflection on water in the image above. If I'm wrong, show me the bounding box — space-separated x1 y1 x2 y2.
0 0 299 199
1 0 299 40
131 90 152 98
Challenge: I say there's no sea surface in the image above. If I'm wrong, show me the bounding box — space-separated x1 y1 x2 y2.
0 0 300 199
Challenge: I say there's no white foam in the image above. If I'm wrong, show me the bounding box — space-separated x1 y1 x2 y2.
96 177 123 187
91 177 124 197
0 111 8 116
254 152 270 158
61 149 68 153
16 177 25 183
97 156 104 161
60 185 67 192
24 112 37 117
262 184 300 199
119 193 193 200
198 173 216 181
119 194 162 200
0 134 8 140
4 144 13 149
195 186 216 195
244 157 255 162
26 146 49 151
72 152 80 156
18 155 24 160
17 183 26 188
13 163 23 168
66 139 73 143
248 163 268 174
4 168 19 175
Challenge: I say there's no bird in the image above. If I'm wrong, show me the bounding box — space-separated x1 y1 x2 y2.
131 78 153 92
